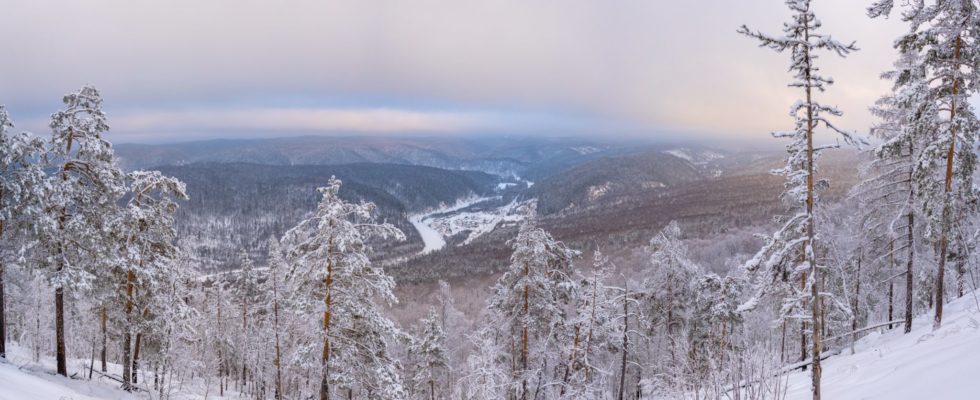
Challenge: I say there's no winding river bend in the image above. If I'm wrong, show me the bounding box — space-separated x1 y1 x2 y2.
407 195 493 255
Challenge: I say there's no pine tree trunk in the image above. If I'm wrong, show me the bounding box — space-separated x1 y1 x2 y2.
887 244 894 330
241 291 248 391
55 286 67 376
520 260 529 400
852 257 861 354
617 284 628 400
100 306 107 372
122 330 133 390
122 270 136 390
54 130 74 378
584 273 598 381
133 331 143 384
320 236 335 400
800 271 807 365
802 11 821 399
273 273 283 400
935 34 962 330
905 211 915 334
780 320 787 363
217 290 224 397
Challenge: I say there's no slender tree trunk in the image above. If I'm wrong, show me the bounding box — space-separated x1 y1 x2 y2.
888 243 894 330
320 235 335 400
780 319 787 363
54 129 74 378
241 288 248 391
133 331 143 384
905 211 915 334
956 256 965 298
122 330 133 390
55 286 67 376
520 260 529 400
584 272 598 381
802 12 821 399
800 271 807 365
617 284 629 400
852 257 861 354
100 306 107 372
935 34 962 330
122 270 135 390
88 331 96 380
217 290 224 397
273 269 283 400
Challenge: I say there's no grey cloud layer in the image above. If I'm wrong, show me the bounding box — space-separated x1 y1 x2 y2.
2 0 951 142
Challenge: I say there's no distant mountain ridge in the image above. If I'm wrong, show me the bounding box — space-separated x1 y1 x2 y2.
114 135 634 177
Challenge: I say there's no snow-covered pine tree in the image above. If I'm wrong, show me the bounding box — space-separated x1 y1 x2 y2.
738 2 860 398
690 273 743 369
281 176 406 400
432 280 466 396
0 106 46 359
486 205 577 400
266 238 286 400
141 252 197 399
854 49 931 334
869 0 980 330
643 221 701 364
409 308 449 400
115 170 187 389
34 86 126 376
561 251 621 398
235 249 258 390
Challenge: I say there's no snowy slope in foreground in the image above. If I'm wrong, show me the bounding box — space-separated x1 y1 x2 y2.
785 291 980 400
0 361 136 400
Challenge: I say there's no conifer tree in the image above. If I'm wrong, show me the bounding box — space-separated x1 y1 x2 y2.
869 0 980 330
0 106 46 359
409 308 449 400
737 2 859 398
856 49 931 334
282 176 406 400
116 170 187 389
486 205 577 400
36 86 126 376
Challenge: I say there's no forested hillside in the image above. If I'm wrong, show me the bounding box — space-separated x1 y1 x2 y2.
156 162 497 271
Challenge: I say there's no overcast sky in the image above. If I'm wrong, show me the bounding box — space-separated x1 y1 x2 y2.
2 0 976 144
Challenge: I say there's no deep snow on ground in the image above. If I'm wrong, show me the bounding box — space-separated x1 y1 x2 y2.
783 290 980 400
0 361 134 400
0 344 242 400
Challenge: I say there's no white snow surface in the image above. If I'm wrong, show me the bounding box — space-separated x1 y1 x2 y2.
409 195 491 254
410 213 448 254
0 361 134 400
783 290 980 400
0 344 243 399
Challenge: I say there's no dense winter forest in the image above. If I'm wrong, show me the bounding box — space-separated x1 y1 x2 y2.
1 0 980 399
